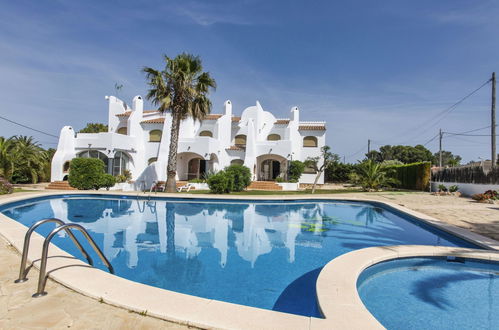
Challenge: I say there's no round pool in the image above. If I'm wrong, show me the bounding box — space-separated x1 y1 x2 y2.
357 257 499 330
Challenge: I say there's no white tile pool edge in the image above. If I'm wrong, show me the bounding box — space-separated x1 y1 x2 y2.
0 191 498 330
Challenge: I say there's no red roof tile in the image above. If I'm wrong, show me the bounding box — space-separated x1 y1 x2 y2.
226 145 244 151
141 118 165 124
299 125 326 131
274 119 290 125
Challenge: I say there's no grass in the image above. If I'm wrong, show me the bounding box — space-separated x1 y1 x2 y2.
184 189 364 195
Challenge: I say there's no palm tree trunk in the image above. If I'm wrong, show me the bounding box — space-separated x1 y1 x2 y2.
166 112 182 193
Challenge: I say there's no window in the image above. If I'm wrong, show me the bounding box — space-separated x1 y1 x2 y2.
235 134 246 147
267 134 281 141
230 159 244 166
199 130 213 137
117 127 127 135
63 161 70 172
77 150 109 172
148 157 158 165
113 151 130 176
304 161 317 174
303 136 318 147
149 130 162 142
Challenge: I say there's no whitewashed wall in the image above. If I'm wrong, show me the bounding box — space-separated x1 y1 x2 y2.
431 181 499 196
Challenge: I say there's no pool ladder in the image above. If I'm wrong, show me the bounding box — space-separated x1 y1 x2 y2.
14 218 114 297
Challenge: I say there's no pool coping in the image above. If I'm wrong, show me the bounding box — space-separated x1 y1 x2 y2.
0 190 498 330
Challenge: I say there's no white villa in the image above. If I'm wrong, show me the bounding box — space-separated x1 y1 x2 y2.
51 95 326 189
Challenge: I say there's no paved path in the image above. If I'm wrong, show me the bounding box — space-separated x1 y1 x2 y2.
0 190 497 328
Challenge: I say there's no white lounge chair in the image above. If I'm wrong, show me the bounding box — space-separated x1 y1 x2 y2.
177 183 193 192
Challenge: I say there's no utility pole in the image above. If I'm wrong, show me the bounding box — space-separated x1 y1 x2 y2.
367 139 371 157
492 72 496 167
439 129 443 167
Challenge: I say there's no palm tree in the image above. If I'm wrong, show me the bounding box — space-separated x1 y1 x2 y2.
143 53 216 192
350 160 399 191
0 136 15 180
11 136 47 183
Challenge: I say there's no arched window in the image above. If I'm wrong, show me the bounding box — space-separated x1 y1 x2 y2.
199 130 213 137
63 161 70 172
235 134 247 147
303 136 318 147
77 150 109 173
230 159 244 166
149 130 162 142
117 127 127 135
148 157 158 165
113 151 130 176
267 134 281 141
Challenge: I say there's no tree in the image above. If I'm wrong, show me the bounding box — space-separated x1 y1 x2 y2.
366 144 434 164
288 160 305 182
143 53 216 192
433 151 462 167
305 146 339 193
350 160 399 191
0 137 15 180
79 123 108 133
10 136 47 184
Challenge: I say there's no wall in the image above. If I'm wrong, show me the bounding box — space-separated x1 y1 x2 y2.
431 181 499 196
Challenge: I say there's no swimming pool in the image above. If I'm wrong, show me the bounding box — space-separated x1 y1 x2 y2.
357 257 499 330
0 194 481 317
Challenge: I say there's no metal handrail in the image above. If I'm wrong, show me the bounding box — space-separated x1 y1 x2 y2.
15 218 94 283
33 223 114 297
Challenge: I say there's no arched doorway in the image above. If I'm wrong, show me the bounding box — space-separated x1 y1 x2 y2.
187 158 207 180
260 159 281 181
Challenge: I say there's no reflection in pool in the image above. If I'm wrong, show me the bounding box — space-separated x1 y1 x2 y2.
0 195 480 317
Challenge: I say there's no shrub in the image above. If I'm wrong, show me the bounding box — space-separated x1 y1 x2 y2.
384 162 431 191
68 158 106 190
472 190 499 201
438 184 448 192
100 174 116 190
275 177 284 183
288 160 305 182
116 169 132 183
189 178 204 183
207 171 231 194
0 176 13 194
448 185 459 193
224 165 251 192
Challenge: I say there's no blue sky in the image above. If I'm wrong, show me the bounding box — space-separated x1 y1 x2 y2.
0 0 498 163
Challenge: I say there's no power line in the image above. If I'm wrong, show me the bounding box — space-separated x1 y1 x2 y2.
0 114 59 138
423 133 440 146
397 79 492 144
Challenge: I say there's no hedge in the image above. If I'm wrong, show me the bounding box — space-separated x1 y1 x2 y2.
384 162 431 191
68 158 108 190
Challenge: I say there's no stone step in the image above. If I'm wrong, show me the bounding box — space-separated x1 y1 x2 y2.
247 181 282 191
46 181 77 190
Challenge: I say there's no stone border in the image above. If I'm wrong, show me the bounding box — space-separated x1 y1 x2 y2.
0 191 498 330
316 245 499 329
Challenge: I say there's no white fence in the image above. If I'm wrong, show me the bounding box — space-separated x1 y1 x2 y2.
431 181 499 196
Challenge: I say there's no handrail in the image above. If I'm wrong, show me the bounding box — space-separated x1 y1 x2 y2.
15 218 93 283
33 223 114 297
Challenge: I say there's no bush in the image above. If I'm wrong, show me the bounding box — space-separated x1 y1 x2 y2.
288 160 305 182
448 185 459 193
68 158 106 190
472 190 499 201
207 171 231 194
384 162 431 190
224 165 251 192
100 174 116 190
0 176 13 194
438 184 448 192
325 162 356 183
116 169 132 183
189 178 204 183
275 177 284 183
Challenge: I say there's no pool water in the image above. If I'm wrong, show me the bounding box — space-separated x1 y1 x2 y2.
357 257 499 330
0 195 480 317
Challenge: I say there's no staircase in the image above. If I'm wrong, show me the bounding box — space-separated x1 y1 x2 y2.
247 181 282 191
46 181 77 190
